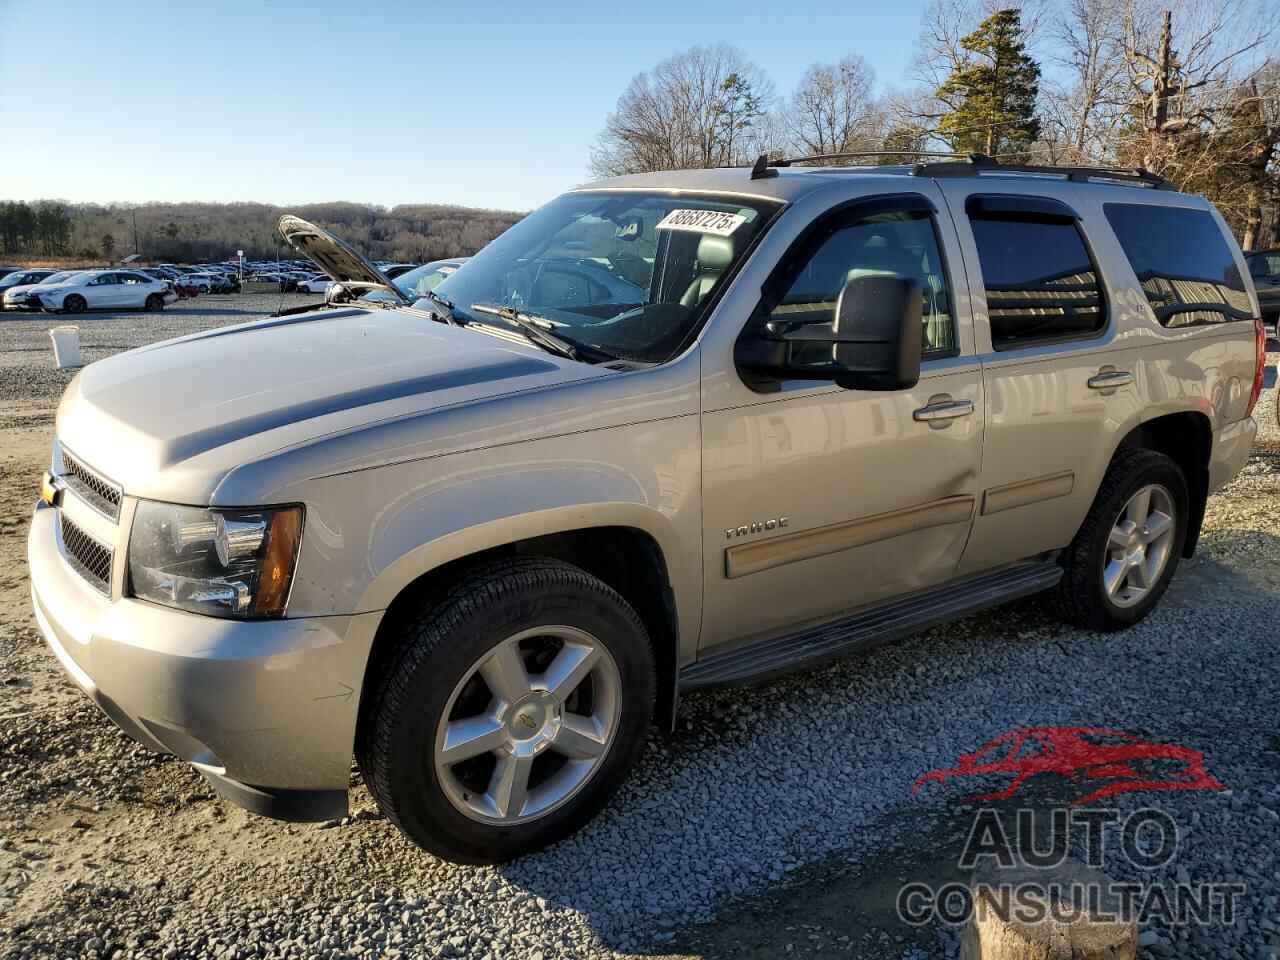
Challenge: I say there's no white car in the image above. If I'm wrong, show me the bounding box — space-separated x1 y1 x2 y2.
296 274 335 294
3 270 86 310
34 270 176 314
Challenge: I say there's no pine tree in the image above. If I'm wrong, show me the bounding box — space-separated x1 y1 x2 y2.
935 9 1041 158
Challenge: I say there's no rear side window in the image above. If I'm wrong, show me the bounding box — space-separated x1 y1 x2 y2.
1104 203 1252 327
968 204 1104 349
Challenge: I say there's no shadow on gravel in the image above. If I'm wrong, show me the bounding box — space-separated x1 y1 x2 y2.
494 544 1279 955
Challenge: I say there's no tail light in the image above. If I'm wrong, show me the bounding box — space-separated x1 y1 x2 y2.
1246 318 1266 418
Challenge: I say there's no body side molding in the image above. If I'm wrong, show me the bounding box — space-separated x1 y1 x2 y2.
724 495 975 580
982 471 1075 516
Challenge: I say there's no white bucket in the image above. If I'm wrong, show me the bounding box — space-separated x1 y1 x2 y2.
49 325 82 369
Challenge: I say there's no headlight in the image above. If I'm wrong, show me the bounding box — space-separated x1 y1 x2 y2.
127 501 303 619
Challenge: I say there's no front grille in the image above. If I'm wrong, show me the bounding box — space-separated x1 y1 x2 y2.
60 514 113 594
61 449 122 520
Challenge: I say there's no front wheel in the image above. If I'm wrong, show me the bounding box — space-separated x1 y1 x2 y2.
63 294 87 314
1046 448 1188 631
145 293 164 312
358 558 656 863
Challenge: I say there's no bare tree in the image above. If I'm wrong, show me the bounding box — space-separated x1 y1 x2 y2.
1039 0 1129 163
785 56 879 158
1120 0 1273 173
590 46 773 176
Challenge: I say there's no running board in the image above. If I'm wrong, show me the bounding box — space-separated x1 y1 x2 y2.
679 561 1062 690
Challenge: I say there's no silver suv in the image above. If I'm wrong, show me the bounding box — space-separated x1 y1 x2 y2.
29 157 1265 863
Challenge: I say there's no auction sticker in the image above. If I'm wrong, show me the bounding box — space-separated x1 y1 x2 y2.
656 209 747 236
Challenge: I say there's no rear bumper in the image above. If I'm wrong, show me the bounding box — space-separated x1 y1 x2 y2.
1209 416 1256 493
28 500 381 822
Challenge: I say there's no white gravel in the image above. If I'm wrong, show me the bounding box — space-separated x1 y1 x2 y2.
1 316 1278 960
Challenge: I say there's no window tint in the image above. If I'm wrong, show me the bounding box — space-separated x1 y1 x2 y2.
969 211 1103 348
769 208 956 357
1104 203 1252 327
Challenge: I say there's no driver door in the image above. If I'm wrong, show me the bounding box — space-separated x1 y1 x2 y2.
699 190 985 654
85 273 121 307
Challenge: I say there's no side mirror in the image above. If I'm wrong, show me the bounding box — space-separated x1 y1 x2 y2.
736 275 923 391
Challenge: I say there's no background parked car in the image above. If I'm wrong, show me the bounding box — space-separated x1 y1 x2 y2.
357 258 469 304
34 270 174 314
0 269 57 296
1246 250 1280 333
2 270 85 311
296 274 334 294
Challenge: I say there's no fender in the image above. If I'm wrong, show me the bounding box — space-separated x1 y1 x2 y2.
360 497 699 659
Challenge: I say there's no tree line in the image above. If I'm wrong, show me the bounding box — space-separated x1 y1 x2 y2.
0 199 523 264
591 0 1279 248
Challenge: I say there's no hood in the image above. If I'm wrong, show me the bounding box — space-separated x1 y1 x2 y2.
55 306 604 503
277 215 409 302
3 282 50 298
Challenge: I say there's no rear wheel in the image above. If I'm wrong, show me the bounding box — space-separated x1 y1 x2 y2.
358 557 656 863
1046 448 1188 631
145 293 164 312
63 294 86 314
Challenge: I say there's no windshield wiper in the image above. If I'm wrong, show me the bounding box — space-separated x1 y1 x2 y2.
469 303 613 363
422 288 464 326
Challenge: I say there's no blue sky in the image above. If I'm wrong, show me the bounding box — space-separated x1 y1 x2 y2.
1 0 935 211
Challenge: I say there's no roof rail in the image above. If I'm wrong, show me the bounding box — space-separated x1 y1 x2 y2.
751 150 966 176
912 153 1174 190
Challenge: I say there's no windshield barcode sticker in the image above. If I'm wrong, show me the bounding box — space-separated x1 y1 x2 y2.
655 209 747 236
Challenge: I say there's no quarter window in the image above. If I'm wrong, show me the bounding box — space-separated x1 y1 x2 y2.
1105 203 1253 327
968 203 1104 348
767 206 957 357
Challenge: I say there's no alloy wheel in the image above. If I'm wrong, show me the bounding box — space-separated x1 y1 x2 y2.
433 625 621 824
1103 483 1176 608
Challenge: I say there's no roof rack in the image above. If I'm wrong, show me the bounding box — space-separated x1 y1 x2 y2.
911 153 1173 190
749 150 964 178
748 151 1174 189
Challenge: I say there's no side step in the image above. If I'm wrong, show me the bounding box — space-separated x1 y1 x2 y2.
679 560 1062 690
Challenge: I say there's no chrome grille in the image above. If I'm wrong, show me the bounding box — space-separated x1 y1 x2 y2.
61 449 122 520
60 513 113 594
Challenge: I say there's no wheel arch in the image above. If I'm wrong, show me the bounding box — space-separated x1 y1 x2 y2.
1113 409 1213 557
355 512 688 738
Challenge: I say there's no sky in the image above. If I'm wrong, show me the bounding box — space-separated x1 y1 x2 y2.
0 0 936 211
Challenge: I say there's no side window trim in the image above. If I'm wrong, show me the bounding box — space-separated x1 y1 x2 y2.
966 193 1110 352
751 192 961 363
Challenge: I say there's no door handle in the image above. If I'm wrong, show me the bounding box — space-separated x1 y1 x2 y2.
1087 369 1134 390
913 398 975 423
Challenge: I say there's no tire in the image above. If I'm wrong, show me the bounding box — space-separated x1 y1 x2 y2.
145 294 164 312
1045 448 1189 631
358 557 656 864
63 294 86 315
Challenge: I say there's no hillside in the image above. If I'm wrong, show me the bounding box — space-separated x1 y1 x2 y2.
0 199 526 265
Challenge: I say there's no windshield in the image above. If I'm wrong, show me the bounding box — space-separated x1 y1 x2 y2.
39 271 77 285
433 191 779 363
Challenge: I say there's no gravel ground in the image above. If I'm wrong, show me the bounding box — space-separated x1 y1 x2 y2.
1 303 1278 960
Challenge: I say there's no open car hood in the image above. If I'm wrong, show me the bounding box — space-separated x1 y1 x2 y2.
277 214 409 303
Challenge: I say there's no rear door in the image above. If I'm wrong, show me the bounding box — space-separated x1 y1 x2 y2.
937 182 1146 575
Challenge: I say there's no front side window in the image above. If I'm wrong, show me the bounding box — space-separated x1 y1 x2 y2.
764 204 956 357
969 205 1104 348
434 191 780 363
1104 203 1252 327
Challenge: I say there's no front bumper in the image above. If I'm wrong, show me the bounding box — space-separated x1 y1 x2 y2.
28 499 381 821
